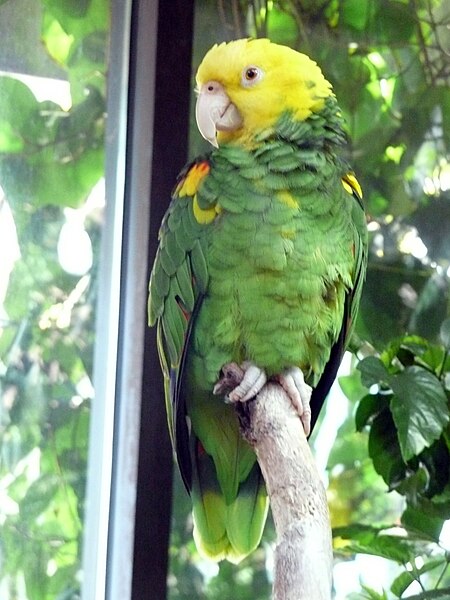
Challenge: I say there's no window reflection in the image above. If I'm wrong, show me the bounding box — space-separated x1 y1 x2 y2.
0 1 109 597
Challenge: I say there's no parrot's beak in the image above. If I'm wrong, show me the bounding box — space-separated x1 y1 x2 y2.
195 81 243 148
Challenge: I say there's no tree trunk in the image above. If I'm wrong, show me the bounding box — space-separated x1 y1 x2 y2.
239 383 333 600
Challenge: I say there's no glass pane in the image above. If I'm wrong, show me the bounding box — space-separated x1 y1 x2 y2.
0 1 110 598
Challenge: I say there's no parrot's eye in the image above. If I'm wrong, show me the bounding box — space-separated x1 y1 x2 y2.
241 66 263 87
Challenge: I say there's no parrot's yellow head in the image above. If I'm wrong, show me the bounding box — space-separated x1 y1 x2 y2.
195 38 334 148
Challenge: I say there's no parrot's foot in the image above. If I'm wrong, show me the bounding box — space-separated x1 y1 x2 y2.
214 363 312 436
213 361 267 403
274 368 312 436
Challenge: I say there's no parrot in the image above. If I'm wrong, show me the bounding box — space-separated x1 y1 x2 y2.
148 38 367 563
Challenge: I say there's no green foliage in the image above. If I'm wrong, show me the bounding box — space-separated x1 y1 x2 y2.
337 325 450 597
0 0 108 597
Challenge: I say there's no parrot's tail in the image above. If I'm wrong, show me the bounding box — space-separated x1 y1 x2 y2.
191 451 268 564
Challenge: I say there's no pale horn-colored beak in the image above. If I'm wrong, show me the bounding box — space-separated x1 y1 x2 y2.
195 81 243 148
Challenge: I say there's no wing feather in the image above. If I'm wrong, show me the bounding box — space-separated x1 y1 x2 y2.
310 174 368 432
148 157 217 486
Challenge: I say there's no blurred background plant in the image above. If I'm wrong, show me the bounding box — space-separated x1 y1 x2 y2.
0 0 449 598
0 0 108 598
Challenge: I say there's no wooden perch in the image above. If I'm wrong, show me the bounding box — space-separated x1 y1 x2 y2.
238 383 333 600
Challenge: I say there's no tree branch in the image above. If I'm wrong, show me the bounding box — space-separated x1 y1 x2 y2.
238 383 333 600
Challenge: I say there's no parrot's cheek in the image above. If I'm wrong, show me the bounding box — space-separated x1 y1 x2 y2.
196 82 242 147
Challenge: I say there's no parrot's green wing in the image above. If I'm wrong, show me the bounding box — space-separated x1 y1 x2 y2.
310 173 368 430
148 158 213 487
148 157 268 563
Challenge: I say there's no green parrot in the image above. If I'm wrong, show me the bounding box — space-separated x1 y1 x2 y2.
148 38 367 563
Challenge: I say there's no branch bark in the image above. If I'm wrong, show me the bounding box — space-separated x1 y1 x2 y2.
238 383 333 600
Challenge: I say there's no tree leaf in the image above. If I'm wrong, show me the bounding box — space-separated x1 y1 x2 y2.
266 8 297 45
418 438 450 498
373 1 415 43
355 393 390 431
401 504 444 542
334 523 413 563
421 345 446 373
0 77 38 152
368 410 406 489
340 0 372 30
357 356 390 388
19 474 60 521
390 367 449 461
390 559 447 598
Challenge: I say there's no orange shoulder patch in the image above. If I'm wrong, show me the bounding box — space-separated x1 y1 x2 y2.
176 161 210 197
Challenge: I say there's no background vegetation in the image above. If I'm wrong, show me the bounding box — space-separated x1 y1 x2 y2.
0 0 108 598
0 0 449 599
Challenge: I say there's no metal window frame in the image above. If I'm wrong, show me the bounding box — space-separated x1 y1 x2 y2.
82 1 194 598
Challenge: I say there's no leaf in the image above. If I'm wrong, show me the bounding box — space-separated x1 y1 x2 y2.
390 367 449 461
0 77 38 152
43 0 108 39
266 8 297 45
334 523 413 563
46 0 91 19
396 336 430 359
19 474 60 521
369 410 407 489
421 345 446 373
355 393 390 431
41 14 74 65
333 523 386 545
419 438 450 498
357 356 390 388
401 504 444 542
2 145 104 208
67 32 108 101
360 585 389 600
390 559 447 597
341 0 371 30
373 2 415 43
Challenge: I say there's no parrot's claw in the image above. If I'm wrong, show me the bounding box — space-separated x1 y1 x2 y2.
275 367 312 436
214 361 267 403
228 361 267 403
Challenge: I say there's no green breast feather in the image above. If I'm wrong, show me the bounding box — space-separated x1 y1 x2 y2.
148 103 368 563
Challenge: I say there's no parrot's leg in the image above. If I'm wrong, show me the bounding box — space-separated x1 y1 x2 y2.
274 368 312 436
214 363 312 436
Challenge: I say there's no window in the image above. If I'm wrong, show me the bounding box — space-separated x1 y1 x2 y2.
0 1 112 598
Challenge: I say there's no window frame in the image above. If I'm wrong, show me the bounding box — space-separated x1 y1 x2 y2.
82 1 195 598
